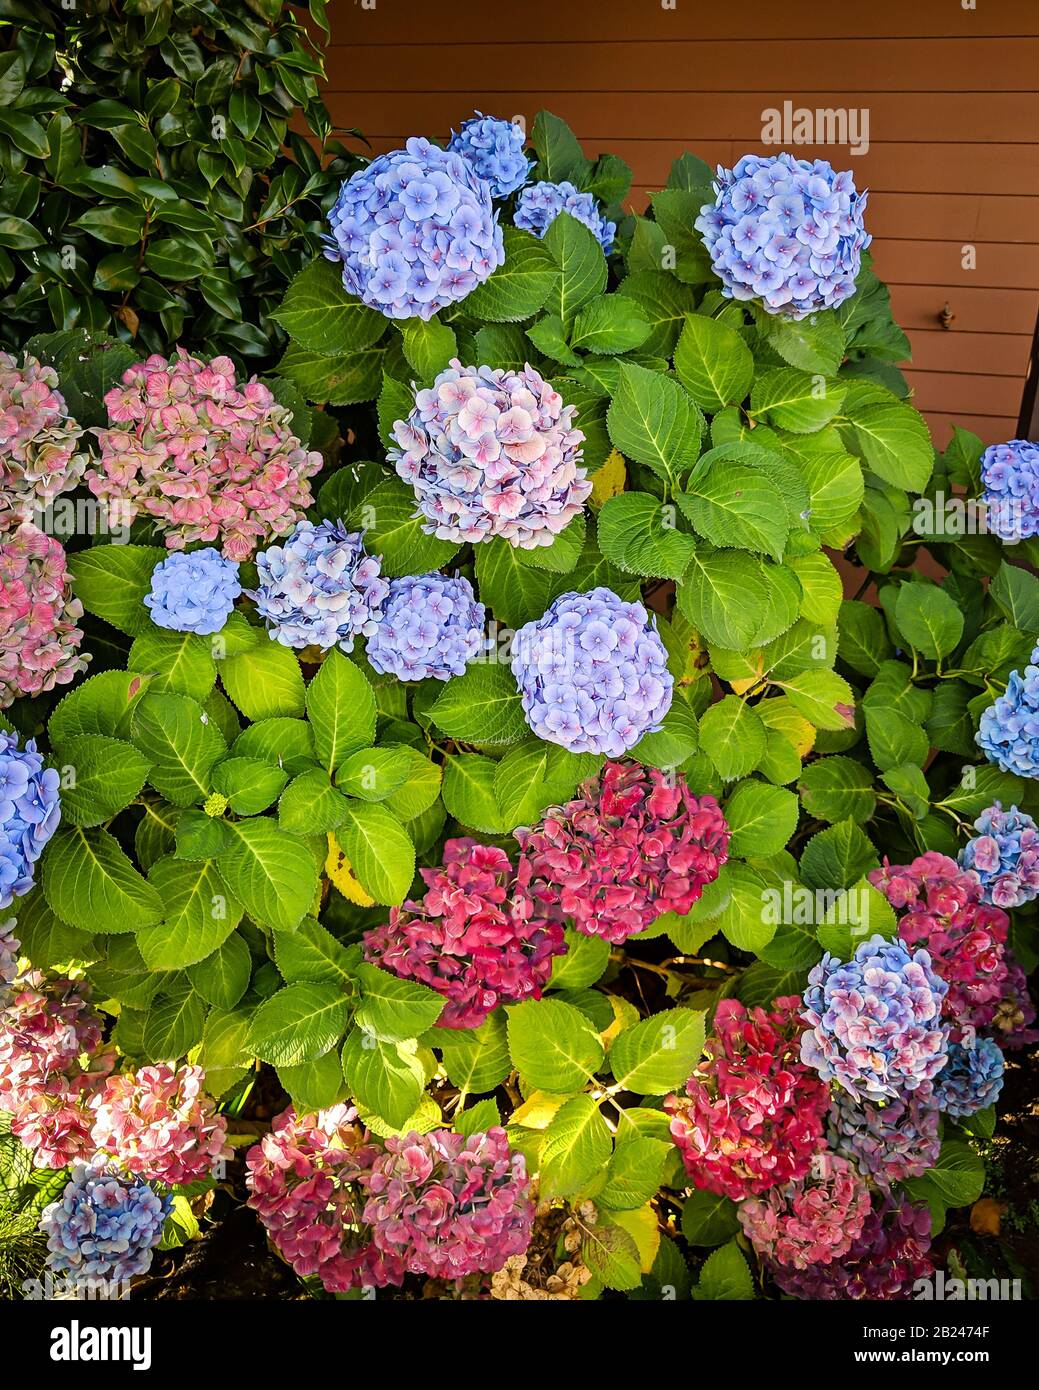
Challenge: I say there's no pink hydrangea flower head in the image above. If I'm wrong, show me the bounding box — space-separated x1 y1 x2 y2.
362 837 566 1029
90 1063 232 1185
390 359 590 549
362 1127 534 1280
0 352 88 529
869 852 1012 1038
515 760 730 945
827 1084 941 1187
88 348 323 560
245 1105 403 1293
664 996 829 1200
771 1196 933 1300
0 523 87 707
738 1151 872 1270
0 976 115 1168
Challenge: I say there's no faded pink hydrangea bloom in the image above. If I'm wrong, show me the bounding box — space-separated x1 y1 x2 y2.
362 1127 534 1280
0 352 88 529
88 348 323 560
363 837 566 1029
516 760 730 944
664 997 829 1200
245 1105 404 1293
0 976 115 1168
738 1152 872 1270
90 1063 231 1185
869 851 1011 1039
0 523 87 708
0 918 19 1002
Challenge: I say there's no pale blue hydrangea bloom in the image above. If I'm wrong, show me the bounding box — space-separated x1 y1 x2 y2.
514 180 615 252
144 547 241 635
40 1159 172 1283
933 1037 1005 1119
366 573 485 681
448 112 532 200
976 645 1039 778
0 732 60 911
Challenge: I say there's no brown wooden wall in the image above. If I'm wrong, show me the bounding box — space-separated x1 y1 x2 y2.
321 0 1039 447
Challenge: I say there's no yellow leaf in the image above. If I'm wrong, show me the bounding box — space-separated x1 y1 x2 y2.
511 1091 567 1130
602 995 639 1048
590 448 627 508
758 696 816 757
325 832 375 906
611 1205 660 1273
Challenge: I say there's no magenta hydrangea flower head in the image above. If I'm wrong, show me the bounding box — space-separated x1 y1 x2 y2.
366 572 485 681
0 976 115 1168
695 153 870 318
323 137 504 320
40 1158 171 1284
976 644 1039 778
245 1105 403 1293
0 524 87 708
511 588 673 755
0 352 88 529
933 1036 1005 1119
90 1063 232 1185
0 731 61 910
738 1151 872 1271
800 934 949 1103
827 1084 941 1187
448 112 532 200
251 519 388 654
869 852 1012 1038
514 181 616 252
363 838 565 1029
88 349 322 561
958 803 1039 909
362 1127 534 1279
0 918 19 1003
771 1196 933 1300
979 439 1039 542
663 996 829 1200
391 360 589 549
515 760 729 944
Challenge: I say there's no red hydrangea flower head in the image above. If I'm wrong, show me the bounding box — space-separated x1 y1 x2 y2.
362 838 566 1029
362 1127 534 1280
664 996 829 1200
515 760 730 945
90 1063 231 1185
869 852 1011 1037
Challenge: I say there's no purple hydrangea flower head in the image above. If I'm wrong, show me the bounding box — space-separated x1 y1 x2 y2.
959 802 1039 908
514 181 616 252
391 359 590 549
251 519 389 654
39 1158 172 1283
976 645 1039 777
511 587 673 756
772 1196 933 1301
933 1036 1005 1119
980 439 1039 542
448 112 532 200
695 153 870 318
0 731 61 910
0 917 19 1002
323 137 504 321
827 1084 941 1187
366 573 485 681
144 547 241 636
800 934 949 1103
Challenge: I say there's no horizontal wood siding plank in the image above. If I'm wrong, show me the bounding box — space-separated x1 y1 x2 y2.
905 371 1025 416
922 413 1018 446
903 331 1034 377
888 285 1039 335
871 243 1039 292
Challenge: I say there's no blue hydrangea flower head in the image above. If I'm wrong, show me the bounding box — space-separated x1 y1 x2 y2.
251 519 389 655
40 1158 172 1284
514 181 616 253
980 439 1039 542
323 136 504 321
366 573 485 682
448 112 532 200
976 645 1039 777
695 152 870 319
511 587 673 755
144 547 241 636
801 934 949 1103
827 1084 941 1187
933 1037 1005 1119
959 802 1039 909
0 731 60 911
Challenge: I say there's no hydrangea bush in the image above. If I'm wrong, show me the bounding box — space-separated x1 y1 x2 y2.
0 105 1033 1304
